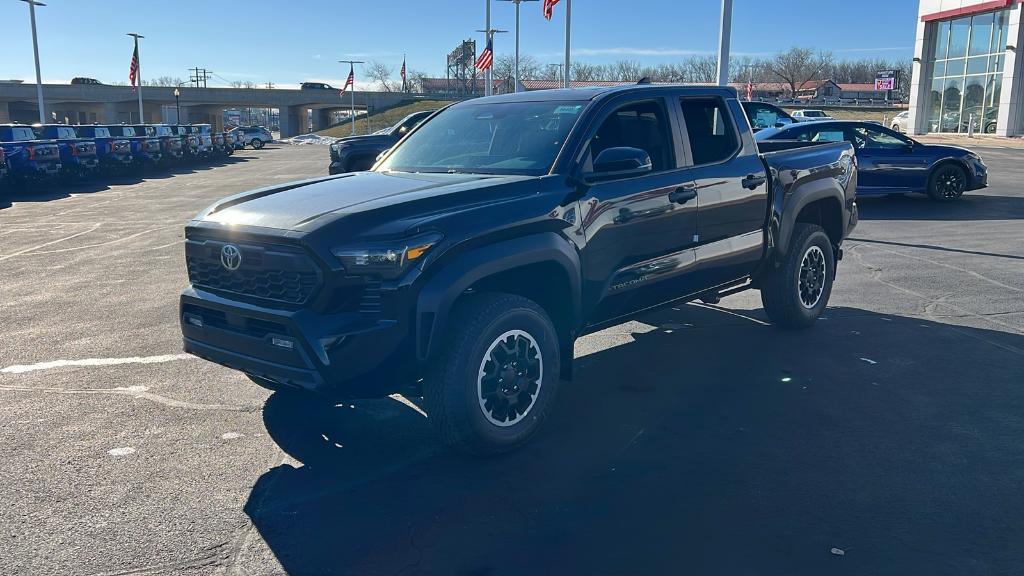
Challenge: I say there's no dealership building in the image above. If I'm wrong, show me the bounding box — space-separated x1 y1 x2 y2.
909 0 1024 135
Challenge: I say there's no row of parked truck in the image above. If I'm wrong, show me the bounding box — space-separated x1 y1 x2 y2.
0 123 273 189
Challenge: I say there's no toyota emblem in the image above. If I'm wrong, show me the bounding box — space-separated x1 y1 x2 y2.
221 244 242 271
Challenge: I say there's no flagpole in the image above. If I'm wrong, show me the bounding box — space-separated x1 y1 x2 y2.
563 0 571 89
340 60 363 136
128 33 145 122
485 0 491 96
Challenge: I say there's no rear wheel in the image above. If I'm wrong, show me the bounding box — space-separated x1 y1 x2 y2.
927 164 966 201
760 223 835 329
251 138 264 149
891 124 901 133
424 293 560 455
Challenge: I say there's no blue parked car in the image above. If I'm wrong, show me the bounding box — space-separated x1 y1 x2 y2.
0 124 62 186
103 124 163 169
75 125 134 175
755 120 987 201
32 124 100 179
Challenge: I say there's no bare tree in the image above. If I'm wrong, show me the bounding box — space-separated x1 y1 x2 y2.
404 68 429 93
229 80 258 89
611 60 644 81
571 61 603 82
364 60 398 92
683 55 719 83
766 47 834 96
147 76 185 87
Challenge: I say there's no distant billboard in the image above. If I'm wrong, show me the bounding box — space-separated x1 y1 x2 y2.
875 70 898 92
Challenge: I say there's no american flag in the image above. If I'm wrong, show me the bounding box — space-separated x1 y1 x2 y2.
340 64 355 97
543 0 560 20
746 78 753 101
128 45 140 92
475 36 494 71
400 57 407 91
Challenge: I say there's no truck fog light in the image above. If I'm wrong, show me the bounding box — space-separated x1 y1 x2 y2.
185 314 204 328
271 337 295 350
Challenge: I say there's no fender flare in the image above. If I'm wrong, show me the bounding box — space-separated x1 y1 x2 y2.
415 232 581 362
777 178 847 256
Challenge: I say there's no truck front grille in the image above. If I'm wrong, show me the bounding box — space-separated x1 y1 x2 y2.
186 238 321 305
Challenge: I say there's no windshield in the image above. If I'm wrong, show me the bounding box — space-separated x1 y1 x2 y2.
93 127 111 138
805 111 826 117
155 126 173 137
378 101 583 176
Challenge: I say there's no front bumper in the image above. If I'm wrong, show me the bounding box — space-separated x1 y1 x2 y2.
328 161 346 175
180 287 410 398
968 159 988 190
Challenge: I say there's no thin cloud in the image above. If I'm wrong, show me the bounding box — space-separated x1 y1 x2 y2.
834 46 913 53
573 47 712 57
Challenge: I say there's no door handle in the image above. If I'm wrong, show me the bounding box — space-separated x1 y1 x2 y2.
741 174 767 189
668 187 697 205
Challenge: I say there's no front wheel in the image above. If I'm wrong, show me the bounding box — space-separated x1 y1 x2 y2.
928 164 966 201
250 138 264 149
891 124 901 133
760 223 835 329
425 293 560 455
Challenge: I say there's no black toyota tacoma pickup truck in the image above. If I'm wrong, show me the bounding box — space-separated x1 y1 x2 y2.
328 110 435 174
180 85 857 454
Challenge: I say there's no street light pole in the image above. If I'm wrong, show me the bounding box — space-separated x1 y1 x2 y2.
175 81 187 124
127 33 145 122
20 0 47 124
716 0 733 86
498 0 538 93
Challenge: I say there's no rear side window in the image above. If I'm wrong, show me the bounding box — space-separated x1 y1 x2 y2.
746 103 785 130
679 97 739 166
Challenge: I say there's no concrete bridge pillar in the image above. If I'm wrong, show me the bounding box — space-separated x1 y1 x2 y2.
0 102 10 123
312 109 331 132
103 102 120 124
278 106 302 138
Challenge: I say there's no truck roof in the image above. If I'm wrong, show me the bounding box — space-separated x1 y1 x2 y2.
465 84 740 104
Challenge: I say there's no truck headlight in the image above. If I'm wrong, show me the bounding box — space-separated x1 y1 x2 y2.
331 232 443 278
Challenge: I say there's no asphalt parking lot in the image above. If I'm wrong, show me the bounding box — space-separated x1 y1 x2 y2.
1 144 1022 576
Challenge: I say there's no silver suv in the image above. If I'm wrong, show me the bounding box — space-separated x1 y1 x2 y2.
232 126 273 149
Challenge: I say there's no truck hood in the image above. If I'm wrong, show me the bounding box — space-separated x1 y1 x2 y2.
334 134 394 146
197 171 533 231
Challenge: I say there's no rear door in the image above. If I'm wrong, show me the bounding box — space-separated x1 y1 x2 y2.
678 96 769 288
578 95 700 325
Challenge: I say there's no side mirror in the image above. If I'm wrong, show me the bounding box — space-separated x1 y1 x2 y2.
584 147 652 182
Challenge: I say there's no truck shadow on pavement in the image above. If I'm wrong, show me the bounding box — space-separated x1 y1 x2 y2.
245 304 1024 576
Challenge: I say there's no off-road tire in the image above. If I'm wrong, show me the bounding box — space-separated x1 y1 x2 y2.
760 223 835 329
424 293 560 456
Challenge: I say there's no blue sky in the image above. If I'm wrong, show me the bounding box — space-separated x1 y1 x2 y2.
0 0 919 88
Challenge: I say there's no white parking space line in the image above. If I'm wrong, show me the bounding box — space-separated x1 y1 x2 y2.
0 224 100 262
1 354 193 374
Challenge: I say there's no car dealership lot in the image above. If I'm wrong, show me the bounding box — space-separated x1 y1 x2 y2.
1 145 1022 575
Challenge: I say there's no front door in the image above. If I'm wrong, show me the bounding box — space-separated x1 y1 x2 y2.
579 97 699 326
847 124 930 193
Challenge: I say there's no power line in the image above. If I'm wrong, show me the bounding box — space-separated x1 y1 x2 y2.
188 67 212 88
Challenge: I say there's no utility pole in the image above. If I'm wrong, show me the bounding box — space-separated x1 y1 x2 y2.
189 67 211 88
339 60 364 136
127 33 145 123
549 63 564 86
20 0 47 124
498 0 538 93
716 0 733 86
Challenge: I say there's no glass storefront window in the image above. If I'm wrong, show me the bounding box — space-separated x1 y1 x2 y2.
949 17 971 58
926 9 1009 133
969 12 994 55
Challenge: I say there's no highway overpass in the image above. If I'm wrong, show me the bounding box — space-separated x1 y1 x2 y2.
0 83 425 136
